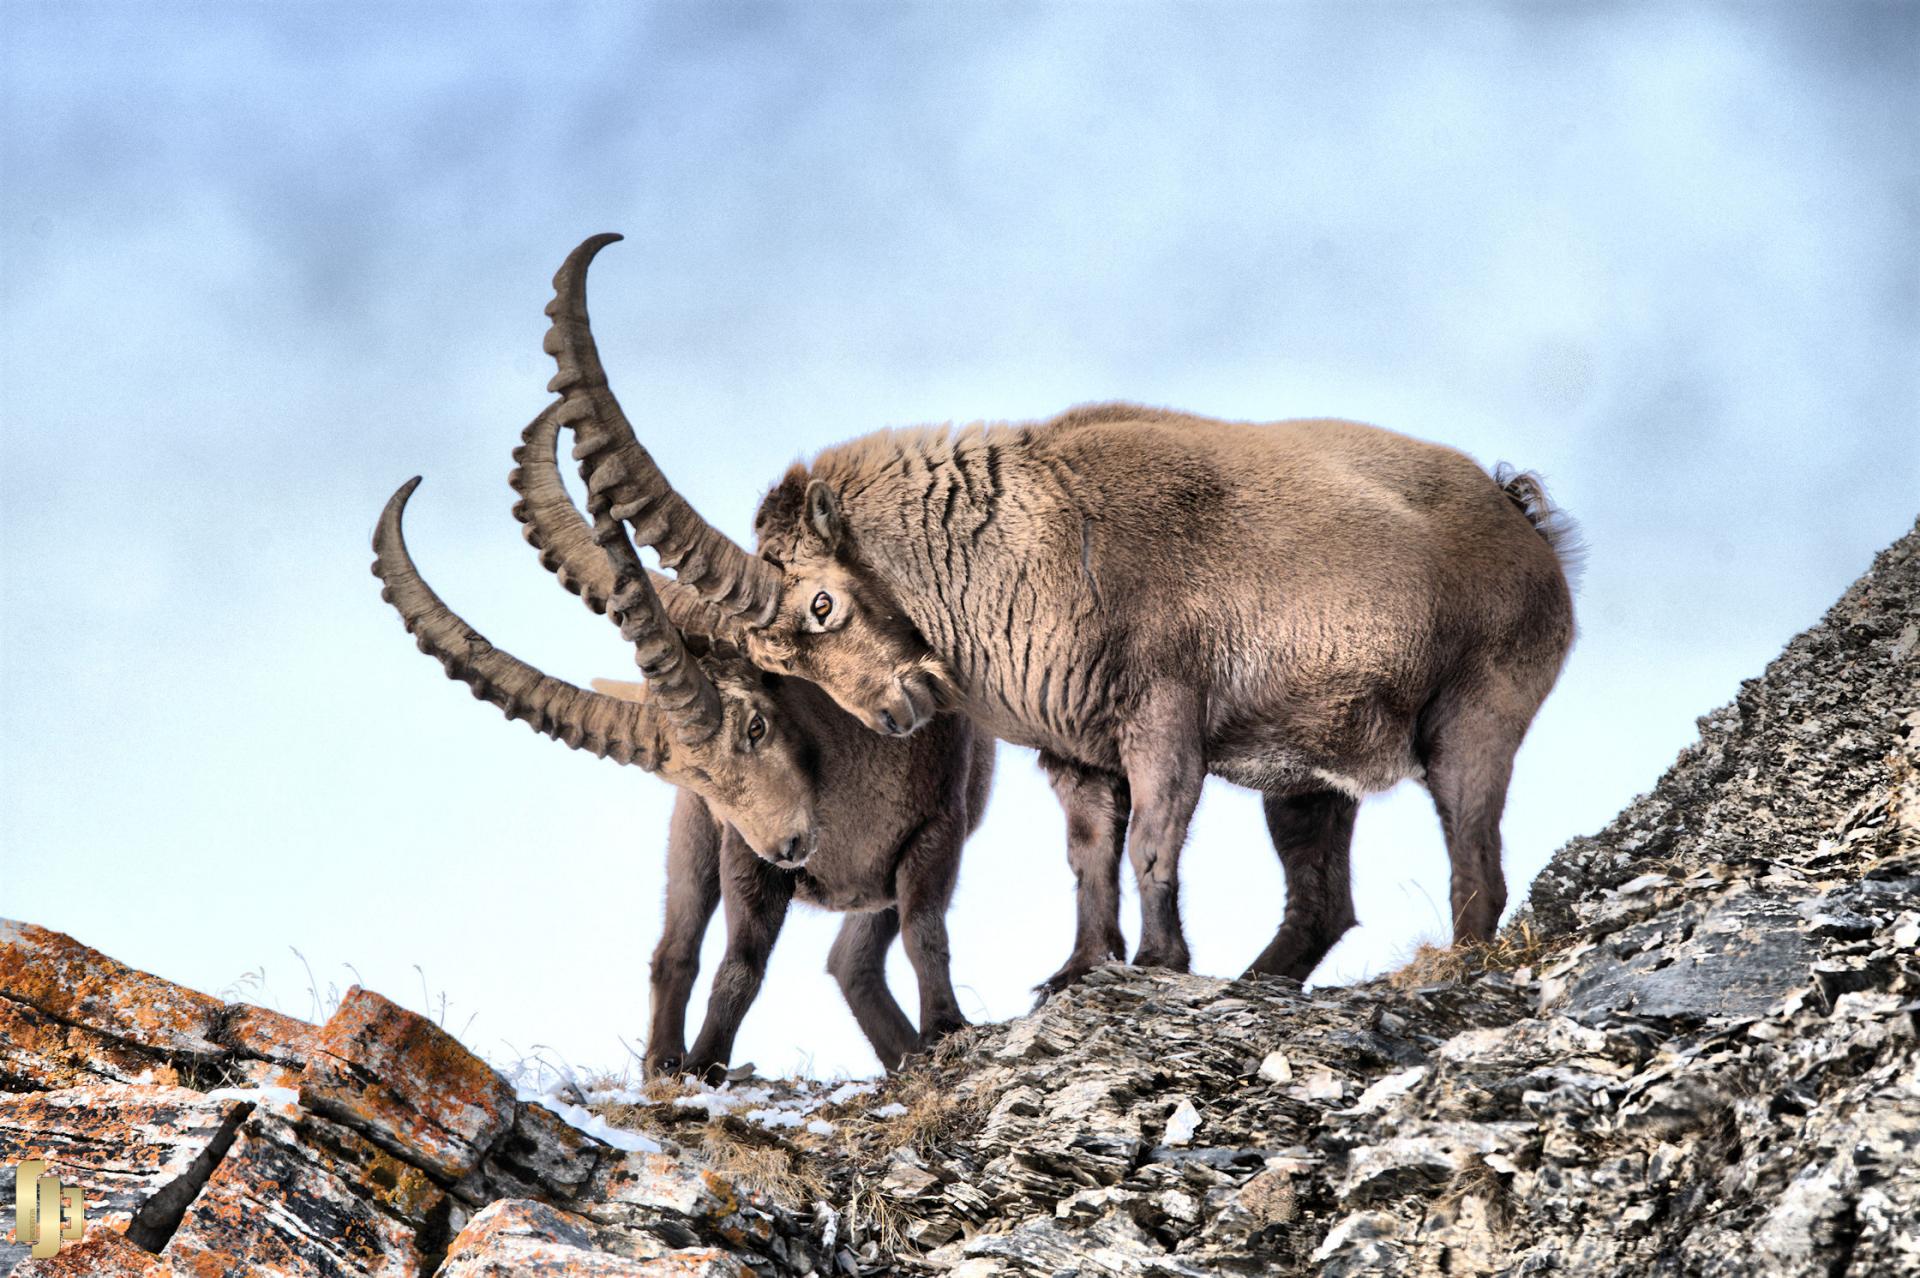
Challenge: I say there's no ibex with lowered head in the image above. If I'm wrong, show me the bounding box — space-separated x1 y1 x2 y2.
507 406 994 1076
373 464 991 1075
549 233 1578 992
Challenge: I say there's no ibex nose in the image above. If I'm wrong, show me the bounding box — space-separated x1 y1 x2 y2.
775 834 811 867
876 679 925 737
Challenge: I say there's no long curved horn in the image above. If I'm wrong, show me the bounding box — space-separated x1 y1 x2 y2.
542 233 783 627
509 402 754 649
372 477 674 769
591 504 724 743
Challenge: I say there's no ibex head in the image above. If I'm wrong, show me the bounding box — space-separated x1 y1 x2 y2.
543 233 954 737
372 476 820 865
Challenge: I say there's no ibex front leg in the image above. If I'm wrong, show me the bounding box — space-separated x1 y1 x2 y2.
1034 752 1130 999
1120 685 1206 972
827 910 918 1072
895 812 969 1051
646 793 725 1076
685 836 793 1083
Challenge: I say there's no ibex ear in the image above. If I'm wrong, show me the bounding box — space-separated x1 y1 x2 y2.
591 677 649 703
753 468 808 551
804 479 843 552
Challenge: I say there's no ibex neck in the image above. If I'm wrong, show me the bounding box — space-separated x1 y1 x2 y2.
810 421 1108 752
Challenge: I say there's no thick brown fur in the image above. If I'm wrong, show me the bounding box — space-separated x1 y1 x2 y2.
601 672 994 1078
748 405 1578 986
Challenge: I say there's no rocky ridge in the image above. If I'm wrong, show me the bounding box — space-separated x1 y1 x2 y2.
2 517 1916 1276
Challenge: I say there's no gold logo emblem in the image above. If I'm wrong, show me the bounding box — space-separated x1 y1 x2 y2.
11 1160 83 1260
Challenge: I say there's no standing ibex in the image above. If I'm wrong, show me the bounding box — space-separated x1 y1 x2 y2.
548 233 1578 993
504 407 994 1076
373 464 992 1076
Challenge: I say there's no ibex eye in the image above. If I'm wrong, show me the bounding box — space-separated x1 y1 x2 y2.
747 714 767 745
810 591 833 622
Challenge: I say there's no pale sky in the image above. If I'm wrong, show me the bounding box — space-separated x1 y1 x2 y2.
3 2 1915 1082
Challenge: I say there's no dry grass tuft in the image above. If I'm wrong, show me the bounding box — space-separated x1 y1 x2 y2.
1387 919 1552 991
1440 1154 1517 1231
698 1119 828 1209
580 1070 709 1145
843 1178 921 1256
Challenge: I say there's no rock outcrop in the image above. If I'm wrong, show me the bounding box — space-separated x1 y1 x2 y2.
3 517 1915 1276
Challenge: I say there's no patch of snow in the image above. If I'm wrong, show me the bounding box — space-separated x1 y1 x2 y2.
807 1119 834 1136
518 1089 661 1153
673 1085 773 1117
826 1081 879 1105
583 1086 651 1108
204 1085 301 1116
746 1107 805 1129
868 1101 909 1119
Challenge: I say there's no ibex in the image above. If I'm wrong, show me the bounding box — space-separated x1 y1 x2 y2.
548 233 1578 993
374 405 995 1075
503 407 994 1075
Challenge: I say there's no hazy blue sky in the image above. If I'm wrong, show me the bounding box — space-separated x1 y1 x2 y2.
4 3 1915 1082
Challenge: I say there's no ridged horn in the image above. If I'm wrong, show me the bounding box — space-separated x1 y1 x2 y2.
543 233 783 627
371 477 672 770
591 502 725 744
510 402 754 649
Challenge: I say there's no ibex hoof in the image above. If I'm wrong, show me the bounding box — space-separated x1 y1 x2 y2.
1128 944 1192 973
1032 958 1103 1004
918 1017 968 1052
687 1059 730 1088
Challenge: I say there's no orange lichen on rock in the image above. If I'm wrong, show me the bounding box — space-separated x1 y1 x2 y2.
11 1227 175 1278
162 1110 425 1278
0 922 226 1057
218 1003 321 1070
298 986 516 1182
0 1000 169 1090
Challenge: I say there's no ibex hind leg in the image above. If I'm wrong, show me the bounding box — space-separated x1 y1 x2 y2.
1419 694 1529 946
827 909 917 1072
1243 789 1359 982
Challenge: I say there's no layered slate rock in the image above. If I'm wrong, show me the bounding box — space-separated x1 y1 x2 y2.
2 514 1915 1278
0 1085 248 1270
437 1199 746 1277
0 923 323 1094
0 924 228 1060
10 1229 171 1278
0 1000 174 1092
0 952 804 1273
164 1110 430 1278
298 987 517 1184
